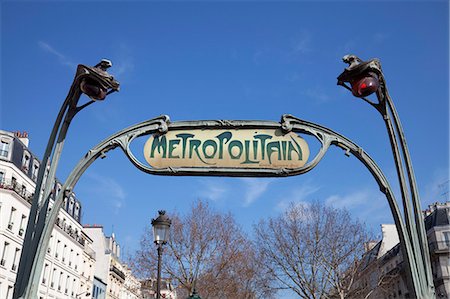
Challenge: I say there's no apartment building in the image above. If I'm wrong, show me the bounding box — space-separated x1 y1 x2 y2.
0 130 93 299
83 225 141 299
353 201 450 299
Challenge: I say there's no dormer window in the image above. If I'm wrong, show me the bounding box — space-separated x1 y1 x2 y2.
68 198 74 215
74 203 80 221
0 139 11 158
22 152 30 171
32 160 39 181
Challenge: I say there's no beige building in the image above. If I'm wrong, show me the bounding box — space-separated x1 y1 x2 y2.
84 225 141 299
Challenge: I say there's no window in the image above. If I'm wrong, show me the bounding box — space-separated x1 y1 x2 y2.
8 207 16 230
32 160 39 181
11 248 19 271
42 263 49 284
21 184 26 197
58 271 63 291
0 171 4 184
11 177 17 189
55 240 61 258
65 275 70 294
68 198 74 216
19 214 26 236
1 242 9 267
443 232 450 247
21 152 30 171
6 285 13 299
62 244 67 263
74 203 80 221
51 268 57 288
0 139 10 158
48 235 53 254
75 253 79 270
69 249 73 267
72 278 77 296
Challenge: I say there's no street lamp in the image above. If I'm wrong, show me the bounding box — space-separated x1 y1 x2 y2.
14 59 119 299
337 55 435 299
152 210 172 299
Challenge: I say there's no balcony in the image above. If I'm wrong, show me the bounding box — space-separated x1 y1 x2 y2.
110 265 126 281
55 217 85 246
429 241 450 254
0 178 33 204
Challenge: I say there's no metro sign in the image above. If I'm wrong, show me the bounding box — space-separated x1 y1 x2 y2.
144 128 309 169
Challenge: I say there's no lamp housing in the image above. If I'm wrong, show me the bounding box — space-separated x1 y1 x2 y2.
151 210 171 245
350 72 379 98
80 78 108 101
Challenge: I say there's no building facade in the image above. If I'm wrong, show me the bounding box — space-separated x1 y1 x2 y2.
0 130 90 299
424 202 450 298
83 225 141 299
353 202 450 299
140 278 177 299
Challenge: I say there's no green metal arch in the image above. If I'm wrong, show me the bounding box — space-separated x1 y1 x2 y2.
25 114 421 298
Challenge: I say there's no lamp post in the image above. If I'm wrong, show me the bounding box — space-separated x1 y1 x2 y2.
13 60 119 299
151 210 172 299
337 55 435 299
186 289 201 299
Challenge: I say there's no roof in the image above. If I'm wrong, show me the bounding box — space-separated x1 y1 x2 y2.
425 207 450 231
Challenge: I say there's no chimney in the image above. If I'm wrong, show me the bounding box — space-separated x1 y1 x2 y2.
15 131 29 147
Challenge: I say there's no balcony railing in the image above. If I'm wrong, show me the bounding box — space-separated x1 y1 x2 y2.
428 241 450 253
110 264 126 281
0 178 33 204
55 217 85 246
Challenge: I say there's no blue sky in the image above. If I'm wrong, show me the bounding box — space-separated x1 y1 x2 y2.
1 0 448 278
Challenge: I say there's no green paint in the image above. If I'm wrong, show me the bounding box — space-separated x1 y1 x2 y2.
176 133 195 158
148 130 307 166
202 140 218 159
254 134 272 160
168 139 180 158
243 140 259 164
228 140 243 159
267 141 281 164
150 135 167 158
216 132 232 159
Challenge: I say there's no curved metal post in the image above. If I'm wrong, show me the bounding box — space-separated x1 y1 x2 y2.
15 62 119 299
24 114 420 299
337 55 435 298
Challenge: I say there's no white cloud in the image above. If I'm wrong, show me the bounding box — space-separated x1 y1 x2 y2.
84 172 126 213
303 87 330 104
325 190 370 208
292 30 312 54
421 168 449 205
197 179 228 201
113 43 135 76
240 178 273 207
38 41 76 69
276 183 320 211
325 189 390 225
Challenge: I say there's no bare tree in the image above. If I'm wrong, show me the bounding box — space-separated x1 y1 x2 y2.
132 200 272 298
254 201 370 299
